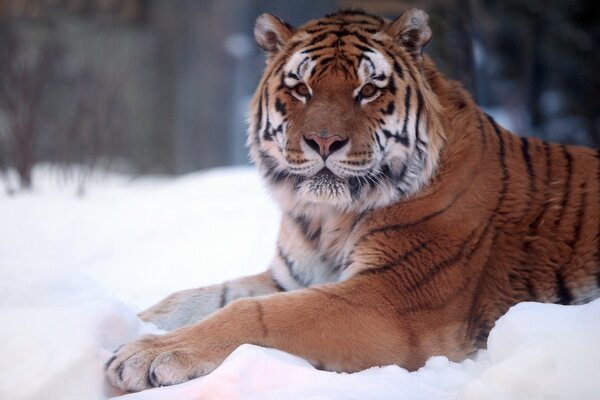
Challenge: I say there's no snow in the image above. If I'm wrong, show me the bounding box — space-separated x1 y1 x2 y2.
1 166 599 400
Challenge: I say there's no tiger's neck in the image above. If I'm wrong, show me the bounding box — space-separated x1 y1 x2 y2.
417 58 495 198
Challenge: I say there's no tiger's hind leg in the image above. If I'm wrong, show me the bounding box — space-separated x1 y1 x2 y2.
138 271 284 330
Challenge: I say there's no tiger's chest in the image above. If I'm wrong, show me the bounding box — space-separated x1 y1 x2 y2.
277 210 364 286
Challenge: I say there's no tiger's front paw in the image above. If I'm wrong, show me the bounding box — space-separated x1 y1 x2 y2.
104 332 220 392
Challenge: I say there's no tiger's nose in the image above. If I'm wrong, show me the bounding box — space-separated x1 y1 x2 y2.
303 134 349 158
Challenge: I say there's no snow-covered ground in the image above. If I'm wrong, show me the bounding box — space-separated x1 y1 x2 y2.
1 166 599 400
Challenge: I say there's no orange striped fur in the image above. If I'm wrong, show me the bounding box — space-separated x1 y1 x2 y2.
106 9 600 391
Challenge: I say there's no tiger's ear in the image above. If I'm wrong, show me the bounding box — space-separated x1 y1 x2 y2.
386 9 432 64
254 14 296 57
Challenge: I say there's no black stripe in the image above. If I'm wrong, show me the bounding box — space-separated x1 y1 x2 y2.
300 45 329 54
273 60 285 75
308 32 332 46
310 227 322 243
104 355 117 370
360 55 375 72
258 150 278 172
254 301 269 336
555 270 573 305
405 227 481 292
355 44 373 53
305 27 334 34
475 111 488 149
117 362 125 383
485 114 510 202
350 210 370 232
293 214 321 242
382 101 395 116
347 31 370 45
517 138 540 299
294 214 310 237
271 274 287 292
364 199 455 237
262 88 272 141
296 57 310 76
318 56 335 68
274 97 286 116
278 246 308 287
254 92 263 144
148 369 158 388
259 150 304 188
394 49 417 83
396 132 410 146
415 89 425 146
520 136 537 216
316 21 342 27
276 72 286 90
525 275 536 300
362 239 432 275
555 145 573 227
262 125 273 141
219 283 229 308
381 49 405 81
393 60 404 80
374 131 384 151
387 74 397 95
401 86 411 135
556 185 587 304
381 128 409 146
520 137 535 190
314 58 335 79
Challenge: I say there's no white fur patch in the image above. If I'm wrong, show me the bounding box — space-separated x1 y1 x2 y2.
355 50 392 88
284 51 316 86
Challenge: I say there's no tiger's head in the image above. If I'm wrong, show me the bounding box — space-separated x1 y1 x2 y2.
248 9 446 214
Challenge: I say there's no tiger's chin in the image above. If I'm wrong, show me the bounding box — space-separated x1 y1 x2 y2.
297 169 353 206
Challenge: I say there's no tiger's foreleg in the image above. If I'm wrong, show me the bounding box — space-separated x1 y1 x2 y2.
106 274 470 391
138 270 284 330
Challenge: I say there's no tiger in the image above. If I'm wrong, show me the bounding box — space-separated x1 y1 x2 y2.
106 9 600 392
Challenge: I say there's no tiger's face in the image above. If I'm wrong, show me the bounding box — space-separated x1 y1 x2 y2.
249 10 445 214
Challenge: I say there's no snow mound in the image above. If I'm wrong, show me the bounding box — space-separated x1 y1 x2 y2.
459 301 600 400
1 166 598 400
0 300 160 400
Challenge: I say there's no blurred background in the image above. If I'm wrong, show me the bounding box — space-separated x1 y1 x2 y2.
0 0 598 192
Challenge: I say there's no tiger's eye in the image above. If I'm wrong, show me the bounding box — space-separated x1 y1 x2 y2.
360 83 377 98
294 83 310 97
